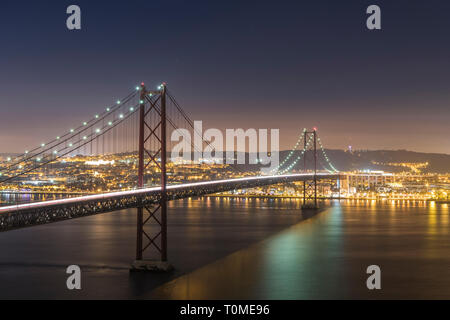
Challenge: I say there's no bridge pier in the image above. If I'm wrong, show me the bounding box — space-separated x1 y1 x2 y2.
131 260 173 272
301 201 319 210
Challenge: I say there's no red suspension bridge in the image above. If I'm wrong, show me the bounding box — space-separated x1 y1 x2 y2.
0 83 339 270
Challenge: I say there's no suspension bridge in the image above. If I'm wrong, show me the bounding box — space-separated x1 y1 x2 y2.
0 83 339 270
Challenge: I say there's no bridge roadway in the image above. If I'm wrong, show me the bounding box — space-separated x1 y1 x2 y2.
0 173 337 231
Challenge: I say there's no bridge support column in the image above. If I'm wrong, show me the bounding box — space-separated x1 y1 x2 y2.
131 83 172 272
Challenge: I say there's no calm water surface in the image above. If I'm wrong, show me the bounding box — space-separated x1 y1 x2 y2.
0 197 449 299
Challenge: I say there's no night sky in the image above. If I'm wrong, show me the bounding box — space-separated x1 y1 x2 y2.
0 0 449 153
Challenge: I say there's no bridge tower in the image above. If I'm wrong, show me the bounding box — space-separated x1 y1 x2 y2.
132 82 172 272
302 128 318 209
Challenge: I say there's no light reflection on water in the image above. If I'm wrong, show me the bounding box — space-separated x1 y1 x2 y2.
0 193 70 206
0 197 449 299
150 199 450 299
0 197 307 299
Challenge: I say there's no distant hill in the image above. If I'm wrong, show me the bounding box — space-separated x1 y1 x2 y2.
235 149 450 173
281 149 450 174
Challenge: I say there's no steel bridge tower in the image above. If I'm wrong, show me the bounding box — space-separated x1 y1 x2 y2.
131 83 172 272
302 129 318 209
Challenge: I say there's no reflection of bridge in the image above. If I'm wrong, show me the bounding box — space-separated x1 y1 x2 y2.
0 83 339 269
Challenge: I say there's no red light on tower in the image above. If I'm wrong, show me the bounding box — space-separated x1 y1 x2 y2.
141 82 145 86
313 127 317 131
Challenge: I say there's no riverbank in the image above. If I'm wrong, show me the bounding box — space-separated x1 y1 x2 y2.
211 194 450 203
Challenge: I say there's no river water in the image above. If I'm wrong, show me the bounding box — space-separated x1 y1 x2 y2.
0 197 449 299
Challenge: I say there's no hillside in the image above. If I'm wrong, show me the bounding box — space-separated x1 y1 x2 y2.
290 149 450 174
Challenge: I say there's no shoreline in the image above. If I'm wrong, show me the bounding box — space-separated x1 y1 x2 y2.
207 194 450 203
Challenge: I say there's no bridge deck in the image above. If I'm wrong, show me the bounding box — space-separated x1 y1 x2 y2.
0 173 337 231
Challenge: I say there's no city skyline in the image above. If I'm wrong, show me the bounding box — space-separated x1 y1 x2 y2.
1 1 449 153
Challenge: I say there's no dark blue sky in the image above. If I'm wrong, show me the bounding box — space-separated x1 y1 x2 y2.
0 0 449 153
